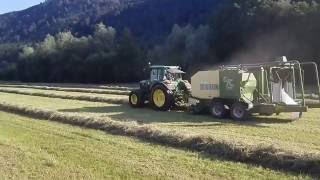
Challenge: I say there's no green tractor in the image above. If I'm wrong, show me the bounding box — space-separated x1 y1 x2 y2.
129 66 191 111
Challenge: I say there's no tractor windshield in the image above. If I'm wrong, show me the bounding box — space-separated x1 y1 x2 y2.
166 72 182 81
166 68 184 81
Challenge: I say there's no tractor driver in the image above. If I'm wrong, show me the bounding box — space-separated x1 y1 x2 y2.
165 71 174 81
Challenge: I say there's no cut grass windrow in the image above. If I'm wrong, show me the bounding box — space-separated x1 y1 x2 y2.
0 101 319 177
0 85 130 95
0 88 127 104
0 82 137 91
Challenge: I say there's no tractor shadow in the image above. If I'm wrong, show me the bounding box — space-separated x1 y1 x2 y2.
59 104 294 127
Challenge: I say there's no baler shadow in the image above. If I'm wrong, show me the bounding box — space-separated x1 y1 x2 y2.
248 116 294 124
59 105 293 126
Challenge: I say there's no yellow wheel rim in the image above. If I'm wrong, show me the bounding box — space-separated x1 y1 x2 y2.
153 89 166 108
131 94 138 105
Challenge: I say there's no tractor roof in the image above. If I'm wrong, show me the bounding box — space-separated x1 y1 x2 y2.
167 68 185 74
150 65 185 73
150 65 181 69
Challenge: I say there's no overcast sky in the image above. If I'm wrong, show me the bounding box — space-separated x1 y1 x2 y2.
0 0 45 15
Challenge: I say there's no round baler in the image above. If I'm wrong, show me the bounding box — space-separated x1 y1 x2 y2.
189 58 320 120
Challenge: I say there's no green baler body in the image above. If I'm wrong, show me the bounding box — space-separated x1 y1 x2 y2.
219 70 241 99
219 70 258 102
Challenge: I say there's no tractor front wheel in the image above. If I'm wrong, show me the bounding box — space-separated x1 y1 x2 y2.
150 85 172 111
231 102 249 121
129 90 144 108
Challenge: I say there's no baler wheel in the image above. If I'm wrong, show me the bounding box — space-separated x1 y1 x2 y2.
231 102 249 121
210 102 228 118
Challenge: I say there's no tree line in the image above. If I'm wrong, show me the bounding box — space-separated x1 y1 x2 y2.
0 23 147 83
0 0 320 83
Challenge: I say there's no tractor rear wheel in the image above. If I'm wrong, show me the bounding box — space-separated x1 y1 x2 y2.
231 102 249 121
150 85 172 111
210 102 228 118
129 90 144 108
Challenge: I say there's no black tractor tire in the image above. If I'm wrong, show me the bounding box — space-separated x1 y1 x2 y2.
230 102 249 121
210 102 228 118
129 90 144 108
150 85 172 111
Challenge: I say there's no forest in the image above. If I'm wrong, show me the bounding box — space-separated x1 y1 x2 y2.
0 0 320 83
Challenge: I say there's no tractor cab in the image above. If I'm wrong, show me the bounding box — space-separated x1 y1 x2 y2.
140 66 185 92
150 66 184 82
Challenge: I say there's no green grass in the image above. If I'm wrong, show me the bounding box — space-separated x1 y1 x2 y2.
0 82 137 90
0 111 303 179
0 85 130 95
0 87 127 99
0 87 128 104
0 92 319 156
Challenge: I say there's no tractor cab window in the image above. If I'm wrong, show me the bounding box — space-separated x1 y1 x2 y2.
173 73 182 80
150 68 165 81
166 68 184 81
166 72 182 81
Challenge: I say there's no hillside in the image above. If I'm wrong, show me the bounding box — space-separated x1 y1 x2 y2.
0 0 219 44
0 0 320 83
